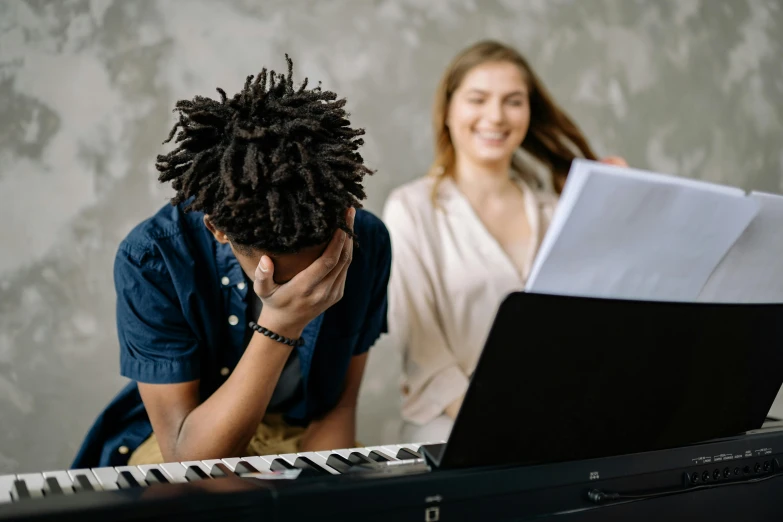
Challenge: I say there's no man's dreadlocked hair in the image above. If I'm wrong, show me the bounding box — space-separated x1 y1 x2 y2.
155 55 373 254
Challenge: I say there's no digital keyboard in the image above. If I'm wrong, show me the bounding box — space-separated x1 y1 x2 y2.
1 428 782 522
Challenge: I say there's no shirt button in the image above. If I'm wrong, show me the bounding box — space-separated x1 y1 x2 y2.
237 282 246 290
221 276 230 286
118 445 129 455
228 315 239 326
220 367 230 376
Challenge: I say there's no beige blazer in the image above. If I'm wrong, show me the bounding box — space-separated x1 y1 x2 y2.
382 174 559 426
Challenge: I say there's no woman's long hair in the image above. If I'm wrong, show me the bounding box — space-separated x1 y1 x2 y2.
429 40 597 202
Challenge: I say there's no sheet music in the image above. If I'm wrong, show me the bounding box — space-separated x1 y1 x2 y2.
697 192 783 303
525 159 760 302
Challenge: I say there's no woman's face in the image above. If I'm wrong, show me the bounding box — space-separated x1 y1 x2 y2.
446 61 530 170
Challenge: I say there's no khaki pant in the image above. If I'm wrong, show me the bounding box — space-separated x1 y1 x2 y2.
129 414 306 465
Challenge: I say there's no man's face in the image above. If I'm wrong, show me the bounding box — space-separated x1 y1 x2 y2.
203 215 328 285
232 242 327 285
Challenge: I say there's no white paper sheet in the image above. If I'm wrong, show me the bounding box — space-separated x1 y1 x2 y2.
525 159 760 302
697 192 783 303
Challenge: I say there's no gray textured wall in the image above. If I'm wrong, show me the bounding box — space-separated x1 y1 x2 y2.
1 0 781 473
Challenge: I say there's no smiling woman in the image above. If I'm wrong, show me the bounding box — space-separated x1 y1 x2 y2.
382 40 628 443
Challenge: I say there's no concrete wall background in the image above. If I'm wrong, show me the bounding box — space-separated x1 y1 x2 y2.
0 0 781 472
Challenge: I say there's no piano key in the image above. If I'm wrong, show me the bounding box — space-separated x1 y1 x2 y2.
159 463 189 483
114 466 147 486
348 451 376 466
400 442 426 452
115 470 142 489
67 470 102 491
297 452 340 475
0 475 17 503
396 447 423 460
368 450 394 462
316 448 352 460
72 475 95 493
240 456 274 473
325 454 354 473
144 468 169 484
43 477 64 496
269 458 296 472
42 471 74 495
11 480 31 501
181 460 211 475
381 445 406 457
233 460 261 475
91 467 120 491
220 457 243 472
292 456 331 475
209 463 235 478
16 473 45 498
137 464 180 483
184 465 210 481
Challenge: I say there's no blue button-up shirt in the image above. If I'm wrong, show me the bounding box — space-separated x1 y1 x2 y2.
71 202 391 469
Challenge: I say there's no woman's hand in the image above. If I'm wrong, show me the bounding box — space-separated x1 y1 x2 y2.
252 207 355 339
600 156 629 167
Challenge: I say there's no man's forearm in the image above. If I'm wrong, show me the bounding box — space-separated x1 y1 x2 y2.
299 405 357 452
172 328 299 461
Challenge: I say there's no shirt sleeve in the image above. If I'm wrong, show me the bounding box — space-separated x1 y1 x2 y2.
383 192 469 426
115 243 201 384
352 217 392 356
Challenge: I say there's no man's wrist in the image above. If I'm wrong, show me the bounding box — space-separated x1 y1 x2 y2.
255 311 305 341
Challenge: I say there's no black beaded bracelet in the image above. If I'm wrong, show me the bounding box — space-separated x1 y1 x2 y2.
248 321 305 347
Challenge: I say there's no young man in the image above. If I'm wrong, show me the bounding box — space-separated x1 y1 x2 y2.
72 56 391 468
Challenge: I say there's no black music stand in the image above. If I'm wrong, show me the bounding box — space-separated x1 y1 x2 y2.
421 292 783 470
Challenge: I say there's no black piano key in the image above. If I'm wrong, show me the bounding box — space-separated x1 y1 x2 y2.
144 468 169 484
116 470 142 489
209 463 235 478
43 477 64 496
396 447 423 460
269 458 296 472
185 466 210 481
234 461 260 475
72 475 95 493
348 452 375 466
11 480 31 501
325 454 355 473
293 456 329 475
368 450 394 462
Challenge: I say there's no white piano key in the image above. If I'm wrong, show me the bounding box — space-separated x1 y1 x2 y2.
180 460 211 475
398 443 424 454
220 457 243 472
114 466 147 485
67 469 102 491
240 456 274 473
42 471 74 494
16 473 45 498
363 445 399 460
297 452 340 474
0 474 16 503
201 459 225 472
275 453 300 465
91 468 119 490
159 462 188 483
315 448 351 460
136 464 175 483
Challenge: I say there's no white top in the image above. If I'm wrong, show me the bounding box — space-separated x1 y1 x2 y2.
382 174 559 425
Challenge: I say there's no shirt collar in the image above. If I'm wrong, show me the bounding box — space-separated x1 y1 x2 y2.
214 239 249 291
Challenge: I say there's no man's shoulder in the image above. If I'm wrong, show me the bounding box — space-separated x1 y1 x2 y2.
353 208 391 259
118 202 205 266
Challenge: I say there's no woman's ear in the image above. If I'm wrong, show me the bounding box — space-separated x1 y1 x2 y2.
203 215 230 244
